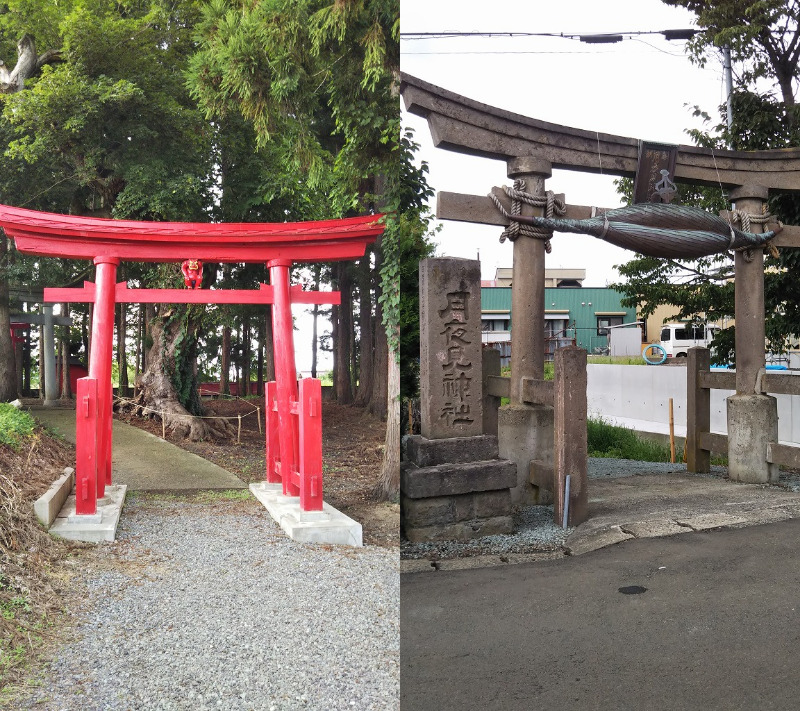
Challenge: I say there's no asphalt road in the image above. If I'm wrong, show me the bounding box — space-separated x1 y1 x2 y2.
401 519 800 711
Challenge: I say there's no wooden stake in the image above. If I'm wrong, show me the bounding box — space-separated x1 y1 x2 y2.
237 414 242 444
669 398 676 463
257 407 262 434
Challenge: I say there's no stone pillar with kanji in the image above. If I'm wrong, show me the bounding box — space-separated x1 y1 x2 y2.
419 258 484 439
401 257 516 542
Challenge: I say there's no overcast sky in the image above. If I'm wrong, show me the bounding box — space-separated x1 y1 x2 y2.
400 0 729 286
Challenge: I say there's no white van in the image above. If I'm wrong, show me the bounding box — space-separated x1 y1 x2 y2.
659 323 718 358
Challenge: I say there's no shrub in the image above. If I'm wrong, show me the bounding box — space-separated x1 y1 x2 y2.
0 406 35 450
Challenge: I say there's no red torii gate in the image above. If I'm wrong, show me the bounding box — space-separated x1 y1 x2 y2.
0 204 383 517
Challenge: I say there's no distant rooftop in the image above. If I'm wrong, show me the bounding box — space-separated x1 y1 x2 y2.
484 268 587 288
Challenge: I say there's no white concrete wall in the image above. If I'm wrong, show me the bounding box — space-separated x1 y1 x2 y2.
587 364 800 445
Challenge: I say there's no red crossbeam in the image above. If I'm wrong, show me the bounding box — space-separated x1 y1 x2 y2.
0 204 383 263
44 282 341 305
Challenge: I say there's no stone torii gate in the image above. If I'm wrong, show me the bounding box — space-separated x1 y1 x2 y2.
0 204 383 542
401 73 800 527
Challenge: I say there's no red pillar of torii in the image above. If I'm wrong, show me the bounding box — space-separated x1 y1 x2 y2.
0 204 384 516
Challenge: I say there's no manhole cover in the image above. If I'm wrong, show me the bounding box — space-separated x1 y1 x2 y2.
618 585 647 595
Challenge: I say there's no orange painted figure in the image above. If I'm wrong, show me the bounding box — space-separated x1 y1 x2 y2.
181 259 203 289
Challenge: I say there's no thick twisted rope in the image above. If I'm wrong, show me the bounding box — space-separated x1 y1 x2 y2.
488 180 566 253
729 209 780 262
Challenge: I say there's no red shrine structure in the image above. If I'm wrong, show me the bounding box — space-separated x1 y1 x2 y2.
0 204 384 517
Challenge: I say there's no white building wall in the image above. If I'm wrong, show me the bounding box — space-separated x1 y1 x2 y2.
587 364 800 445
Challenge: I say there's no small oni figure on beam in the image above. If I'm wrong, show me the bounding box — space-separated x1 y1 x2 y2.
181 259 203 289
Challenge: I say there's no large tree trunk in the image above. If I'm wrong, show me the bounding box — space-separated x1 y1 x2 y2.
59 304 72 399
310 265 321 379
221 323 231 395
334 262 353 404
354 252 374 405
367 244 388 419
133 309 234 441
376 331 400 500
117 301 128 396
0 231 18 401
242 314 251 395
263 307 275 381
369 306 388 419
144 304 155 372
135 304 143 378
14 328 23 395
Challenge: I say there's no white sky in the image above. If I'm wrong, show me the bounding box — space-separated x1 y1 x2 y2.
400 0 729 286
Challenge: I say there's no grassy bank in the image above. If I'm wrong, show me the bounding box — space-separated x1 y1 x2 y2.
0 405 77 702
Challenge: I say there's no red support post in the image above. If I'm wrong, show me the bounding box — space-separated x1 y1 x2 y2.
75 377 98 515
265 380 281 484
297 378 323 511
268 259 300 497
88 257 119 498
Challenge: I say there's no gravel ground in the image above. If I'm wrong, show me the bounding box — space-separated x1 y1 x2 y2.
400 457 733 561
16 495 399 711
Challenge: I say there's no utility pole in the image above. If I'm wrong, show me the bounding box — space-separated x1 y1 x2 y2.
723 46 734 138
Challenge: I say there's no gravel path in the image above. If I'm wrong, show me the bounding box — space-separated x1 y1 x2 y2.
18 495 399 711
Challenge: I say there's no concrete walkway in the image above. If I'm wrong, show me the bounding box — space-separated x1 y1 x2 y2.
402 470 800 572
565 472 800 555
31 406 246 491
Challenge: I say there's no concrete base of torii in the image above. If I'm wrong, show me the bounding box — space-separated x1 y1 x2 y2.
249 482 363 547
49 485 127 543
499 403 554 506
727 393 779 484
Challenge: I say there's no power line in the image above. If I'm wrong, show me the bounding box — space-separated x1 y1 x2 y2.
401 28 698 43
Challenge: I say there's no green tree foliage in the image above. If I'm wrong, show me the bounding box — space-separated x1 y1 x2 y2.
187 0 426 347
664 0 800 105
1 0 211 220
0 0 218 409
613 3 800 364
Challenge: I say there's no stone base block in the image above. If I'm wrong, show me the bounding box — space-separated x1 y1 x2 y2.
403 515 514 543
499 404 554 505
249 482 362 547
401 459 516 499
727 393 779 484
49 484 127 543
402 489 511 528
404 434 499 467
34 467 75 527
400 433 516 544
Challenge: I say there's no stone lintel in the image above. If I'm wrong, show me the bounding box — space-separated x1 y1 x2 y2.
401 459 516 499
